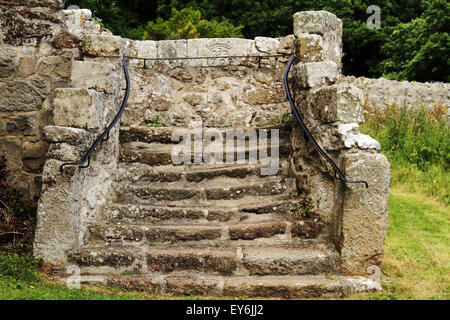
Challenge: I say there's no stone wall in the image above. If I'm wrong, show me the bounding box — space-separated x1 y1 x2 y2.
121 37 294 128
0 0 67 200
343 75 450 110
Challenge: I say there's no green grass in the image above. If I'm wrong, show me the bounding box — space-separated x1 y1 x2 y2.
351 188 449 300
360 104 449 204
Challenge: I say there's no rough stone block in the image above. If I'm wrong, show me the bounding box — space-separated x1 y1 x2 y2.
0 137 22 170
294 61 339 88
37 53 72 78
0 56 16 79
0 114 37 136
53 88 104 129
19 57 37 76
84 34 123 57
0 0 64 8
337 123 381 150
0 80 45 112
71 61 117 94
311 84 364 123
255 37 280 54
293 11 342 66
293 11 339 36
129 40 157 59
295 34 324 62
337 152 390 275
187 38 253 67
22 140 47 173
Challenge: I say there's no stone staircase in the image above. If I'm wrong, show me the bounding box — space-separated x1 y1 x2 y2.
66 124 380 298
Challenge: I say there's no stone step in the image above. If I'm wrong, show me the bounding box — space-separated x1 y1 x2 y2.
101 197 307 224
119 138 291 166
115 161 290 184
87 220 310 245
80 274 380 298
68 243 340 276
114 177 295 203
119 125 292 144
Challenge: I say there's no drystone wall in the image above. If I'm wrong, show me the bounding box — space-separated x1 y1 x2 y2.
343 76 450 111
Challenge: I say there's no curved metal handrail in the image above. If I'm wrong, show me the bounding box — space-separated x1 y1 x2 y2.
60 57 131 172
283 55 368 188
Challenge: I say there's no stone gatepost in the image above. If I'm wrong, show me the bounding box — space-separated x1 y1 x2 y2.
33 8 127 265
291 11 390 275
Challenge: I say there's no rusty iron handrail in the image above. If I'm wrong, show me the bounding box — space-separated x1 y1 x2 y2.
60 57 130 172
283 55 368 188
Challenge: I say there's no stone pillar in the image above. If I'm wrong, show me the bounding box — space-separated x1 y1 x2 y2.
33 8 126 265
291 11 390 275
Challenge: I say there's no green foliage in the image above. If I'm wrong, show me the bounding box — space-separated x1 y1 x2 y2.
144 115 165 128
144 8 243 40
379 0 450 82
65 0 446 81
0 254 42 283
361 104 449 204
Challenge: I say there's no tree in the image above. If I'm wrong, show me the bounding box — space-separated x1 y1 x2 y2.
143 7 244 40
379 0 450 82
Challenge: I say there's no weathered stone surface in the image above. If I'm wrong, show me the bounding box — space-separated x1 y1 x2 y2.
146 247 237 275
22 140 47 173
0 56 16 78
0 81 45 111
19 57 37 76
70 61 117 94
242 246 339 276
293 11 342 66
242 87 285 105
62 9 100 37
337 123 381 150
294 11 340 36
0 137 22 170
0 0 64 8
53 88 104 129
37 53 72 78
0 113 37 136
344 75 450 110
337 152 390 275
295 34 324 62
311 84 364 123
0 7 54 46
229 222 286 240
84 34 123 57
43 125 93 144
255 37 280 54
295 61 339 88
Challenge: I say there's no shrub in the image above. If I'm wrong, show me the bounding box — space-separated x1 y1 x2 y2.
144 7 244 40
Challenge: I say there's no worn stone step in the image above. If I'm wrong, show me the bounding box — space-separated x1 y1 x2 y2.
101 197 306 224
114 177 294 203
120 125 292 144
80 274 380 298
68 243 339 276
88 220 297 245
119 138 291 166
115 161 290 184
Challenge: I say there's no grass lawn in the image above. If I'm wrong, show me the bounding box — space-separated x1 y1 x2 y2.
0 187 448 300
